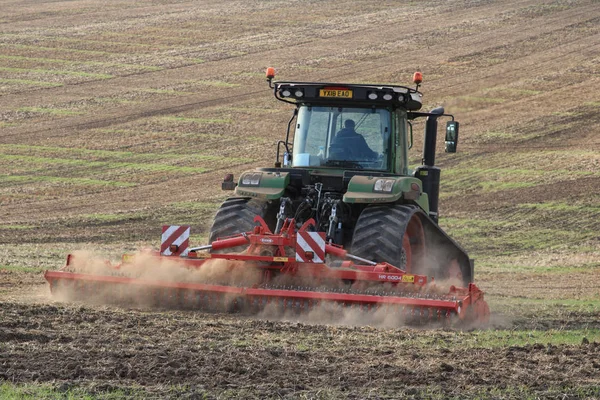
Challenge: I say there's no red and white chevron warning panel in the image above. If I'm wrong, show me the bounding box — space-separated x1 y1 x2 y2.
295 231 326 263
161 225 190 256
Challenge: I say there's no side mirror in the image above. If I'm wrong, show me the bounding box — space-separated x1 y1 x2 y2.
445 121 459 153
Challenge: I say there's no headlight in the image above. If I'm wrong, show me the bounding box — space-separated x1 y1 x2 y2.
383 93 393 101
294 90 304 98
373 178 395 193
368 92 378 100
241 172 262 186
280 89 291 97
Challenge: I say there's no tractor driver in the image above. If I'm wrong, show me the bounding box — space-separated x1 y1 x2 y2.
330 119 378 160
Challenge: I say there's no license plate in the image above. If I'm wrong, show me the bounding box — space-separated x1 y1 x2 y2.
319 88 353 98
122 254 135 263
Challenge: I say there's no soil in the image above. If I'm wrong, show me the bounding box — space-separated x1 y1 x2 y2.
1 299 599 399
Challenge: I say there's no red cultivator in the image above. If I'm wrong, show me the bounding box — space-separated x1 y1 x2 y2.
45 217 490 327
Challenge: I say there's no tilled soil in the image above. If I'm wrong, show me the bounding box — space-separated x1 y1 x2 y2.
1 300 599 399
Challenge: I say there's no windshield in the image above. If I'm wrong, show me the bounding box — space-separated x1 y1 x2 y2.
292 106 391 170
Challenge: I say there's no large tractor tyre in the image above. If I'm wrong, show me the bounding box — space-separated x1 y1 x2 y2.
350 204 426 274
208 197 274 253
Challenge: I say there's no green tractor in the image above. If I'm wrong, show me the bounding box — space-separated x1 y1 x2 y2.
210 69 471 285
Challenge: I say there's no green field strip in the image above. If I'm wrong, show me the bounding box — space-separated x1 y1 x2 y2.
0 78 62 87
477 260 600 274
1 34 172 51
440 217 598 256
0 381 136 400
517 201 600 213
0 55 162 71
0 174 136 188
0 144 254 165
17 107 84 116
159 116 233 124
0 66 113 79
94 128 222 140
0 155 210 177
0 264 45 274
140 88 195 95
490 296 600 314
442 151 600 193
0 224 37 230
444 328 600 349
486 87 544 96
156 201 222 226
184 80 240 88
0 43 115 57
53 35 173 50
456 95 506 104
79 211 148 224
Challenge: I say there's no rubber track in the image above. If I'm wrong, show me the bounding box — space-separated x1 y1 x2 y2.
208 197 268 252
350 204 419 269
351 204 473 284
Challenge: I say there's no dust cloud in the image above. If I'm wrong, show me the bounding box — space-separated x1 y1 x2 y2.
50 249 489 329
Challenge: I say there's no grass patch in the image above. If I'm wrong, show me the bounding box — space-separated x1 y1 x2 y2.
0 264 45 274
477 260 600 274
458 95 506 104
551 111 580 117
0 43 112 57
17 107 84 116
0 155 210 175
0 382 137 400
0 66 113 79
0 224 36 230
479 181 536 191
191 80 239 88
169 201 221 211
161 116 233 124
488 87 543 96
0 78 62 87
141 88 194 95
94 128 222 140
0 55 161 71
441 217 597 256
0 174 137 188
518 201 600 212
79 213 145 223
478 130 515 140
490 297 600 314
439 328 600 348
0 144 253 164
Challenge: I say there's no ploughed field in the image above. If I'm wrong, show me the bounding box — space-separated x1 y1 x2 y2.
1 0 600 398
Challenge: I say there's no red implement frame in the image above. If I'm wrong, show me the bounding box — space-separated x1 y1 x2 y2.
44 216 490 325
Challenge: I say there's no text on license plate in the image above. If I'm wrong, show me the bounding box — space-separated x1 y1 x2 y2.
319 89 353 98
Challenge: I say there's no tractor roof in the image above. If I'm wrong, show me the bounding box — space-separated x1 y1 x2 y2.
273 81 423 111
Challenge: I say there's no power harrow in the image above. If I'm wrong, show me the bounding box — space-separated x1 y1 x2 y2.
45 217 490 327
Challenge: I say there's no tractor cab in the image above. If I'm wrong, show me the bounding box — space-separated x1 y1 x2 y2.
292 105 391 171
270 78 424 176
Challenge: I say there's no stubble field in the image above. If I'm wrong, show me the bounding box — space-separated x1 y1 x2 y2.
1 0 600 398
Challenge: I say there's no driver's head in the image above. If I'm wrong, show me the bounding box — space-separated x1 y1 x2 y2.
344 119 355 129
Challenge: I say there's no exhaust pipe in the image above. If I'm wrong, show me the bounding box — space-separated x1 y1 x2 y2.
417 107 444 222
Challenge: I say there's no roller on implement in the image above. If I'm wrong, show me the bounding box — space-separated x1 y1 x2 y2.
45 68 490 326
